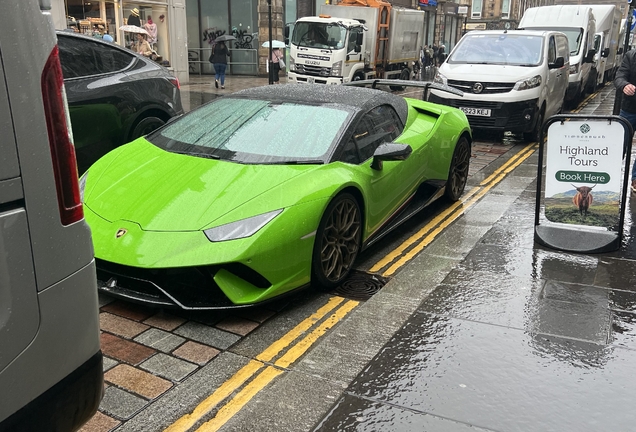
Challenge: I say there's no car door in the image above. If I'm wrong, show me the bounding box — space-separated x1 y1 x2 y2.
57 34 135 173
342 105 416 235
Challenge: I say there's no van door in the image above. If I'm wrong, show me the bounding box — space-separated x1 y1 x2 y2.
545 35 559 116
0 53 40 374
555 34 570 107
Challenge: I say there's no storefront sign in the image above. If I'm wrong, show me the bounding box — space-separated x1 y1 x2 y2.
465 23 487 30
544 120 622 228
534 115 633 253
418 0 438 7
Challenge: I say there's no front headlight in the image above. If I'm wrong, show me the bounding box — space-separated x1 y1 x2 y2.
569 63 580 74
203 209 283 242
79 172 88 202
331 60 342 76
289 56 295 72
514 75 542 91
434 72 447 85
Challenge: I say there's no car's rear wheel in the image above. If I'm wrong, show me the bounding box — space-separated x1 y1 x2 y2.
445 136 470 201
312 193 361 289
131 116 165 140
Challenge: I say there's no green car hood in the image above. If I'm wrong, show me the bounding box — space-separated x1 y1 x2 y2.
84 139 318 231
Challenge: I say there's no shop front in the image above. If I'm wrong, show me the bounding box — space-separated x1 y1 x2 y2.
52 0 188 83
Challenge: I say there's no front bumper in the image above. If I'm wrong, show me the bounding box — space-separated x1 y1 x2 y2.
288 72 343 85
428 93 539 133
84 200 326 309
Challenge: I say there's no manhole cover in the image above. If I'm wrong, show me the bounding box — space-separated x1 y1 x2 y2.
332 271 388 301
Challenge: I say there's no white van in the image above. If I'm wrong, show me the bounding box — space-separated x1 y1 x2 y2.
518 5 596 104
0 0 102 430
430 30 569 142
590 5 622 87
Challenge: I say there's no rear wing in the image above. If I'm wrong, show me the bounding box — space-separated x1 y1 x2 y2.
343 79 464 100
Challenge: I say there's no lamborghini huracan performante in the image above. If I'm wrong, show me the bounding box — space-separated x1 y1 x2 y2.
81 82 471 309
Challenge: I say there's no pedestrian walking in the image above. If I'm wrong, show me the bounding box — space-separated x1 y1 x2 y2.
132 33 152 57
432 45 439 66
270 47 284 84
438 45 446 66
210 41 230 89
614 49 636 193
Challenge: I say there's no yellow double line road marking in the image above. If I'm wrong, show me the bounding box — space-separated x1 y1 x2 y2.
165 296 359 432
372 142 538 276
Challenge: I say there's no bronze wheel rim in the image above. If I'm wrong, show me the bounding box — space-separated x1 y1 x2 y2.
320 199 361 283
450 140 470 197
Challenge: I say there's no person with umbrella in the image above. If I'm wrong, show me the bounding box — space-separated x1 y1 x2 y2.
264 40 285 84
133 32 152 57
210 37 232 89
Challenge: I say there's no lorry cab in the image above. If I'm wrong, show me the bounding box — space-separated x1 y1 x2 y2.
519 5 596 103
430 30 569 143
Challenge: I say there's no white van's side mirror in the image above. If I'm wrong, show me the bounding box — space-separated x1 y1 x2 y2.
549 57 565 69
584 49 596 63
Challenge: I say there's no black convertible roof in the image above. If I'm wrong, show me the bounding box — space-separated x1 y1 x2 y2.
230 84 409 125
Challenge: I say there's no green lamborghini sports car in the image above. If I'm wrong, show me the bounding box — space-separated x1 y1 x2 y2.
81 82 471 310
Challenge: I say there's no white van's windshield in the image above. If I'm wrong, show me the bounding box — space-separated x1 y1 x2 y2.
523 27 583 55
449 33 544 66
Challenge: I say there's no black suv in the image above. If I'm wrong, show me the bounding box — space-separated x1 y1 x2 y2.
57 31 183 173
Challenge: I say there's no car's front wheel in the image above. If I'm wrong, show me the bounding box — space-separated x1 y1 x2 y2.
312 193 361 289
445 136 470 201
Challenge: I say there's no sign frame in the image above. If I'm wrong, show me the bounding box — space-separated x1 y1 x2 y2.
534 114 633 253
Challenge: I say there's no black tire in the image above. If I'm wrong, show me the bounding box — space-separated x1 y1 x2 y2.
444 136 470 201
130 116 165 140
389 68 411 91
311 193 362 289
523 108 544 143
352 71 364 81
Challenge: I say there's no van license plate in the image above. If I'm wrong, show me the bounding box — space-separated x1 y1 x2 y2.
460 107 491 117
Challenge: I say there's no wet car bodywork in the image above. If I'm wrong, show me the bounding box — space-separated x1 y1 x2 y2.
81 83 471 310
57 31 183 173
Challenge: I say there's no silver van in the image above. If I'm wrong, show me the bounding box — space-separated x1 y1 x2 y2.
0 0 102 430
430 30 570 142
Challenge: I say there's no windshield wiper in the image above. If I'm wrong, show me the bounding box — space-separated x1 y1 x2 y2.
169 150 221 160
266 160 323 165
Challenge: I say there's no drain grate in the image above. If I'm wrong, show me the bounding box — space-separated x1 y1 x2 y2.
332 271 388 301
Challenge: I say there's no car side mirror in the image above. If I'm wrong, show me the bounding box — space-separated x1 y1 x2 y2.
371 143 412 170
356 32 363 46
618 47 624 55
601 47 610 58
584 49 596 63
284 25 290 38
549 56 564 69
355 45 361 53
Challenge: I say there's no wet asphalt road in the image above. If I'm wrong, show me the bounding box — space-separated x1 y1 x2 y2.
84 81 636 432
311 85 636 432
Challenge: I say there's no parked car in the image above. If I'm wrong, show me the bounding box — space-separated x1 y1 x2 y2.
518 5 597 103
82 83 471 310
430 30 569 142
0 2 102 431
57 31 183 173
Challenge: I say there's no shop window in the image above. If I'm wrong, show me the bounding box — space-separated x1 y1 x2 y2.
57 35 133 79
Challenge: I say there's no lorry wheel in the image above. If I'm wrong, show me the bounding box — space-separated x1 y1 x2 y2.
389 68 411 91
352 72 364 81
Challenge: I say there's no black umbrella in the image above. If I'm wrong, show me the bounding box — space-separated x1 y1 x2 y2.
215 35 236 43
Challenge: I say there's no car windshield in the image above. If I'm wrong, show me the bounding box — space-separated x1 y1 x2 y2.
525 27 583 55
147 98 351 164
449 33 544 66
291 22 346 50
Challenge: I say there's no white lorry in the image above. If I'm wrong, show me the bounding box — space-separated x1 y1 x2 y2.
519 5 597 103
590 4 622 87
286 1 425 85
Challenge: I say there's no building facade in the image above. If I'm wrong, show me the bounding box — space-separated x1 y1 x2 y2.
51 0 188 83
